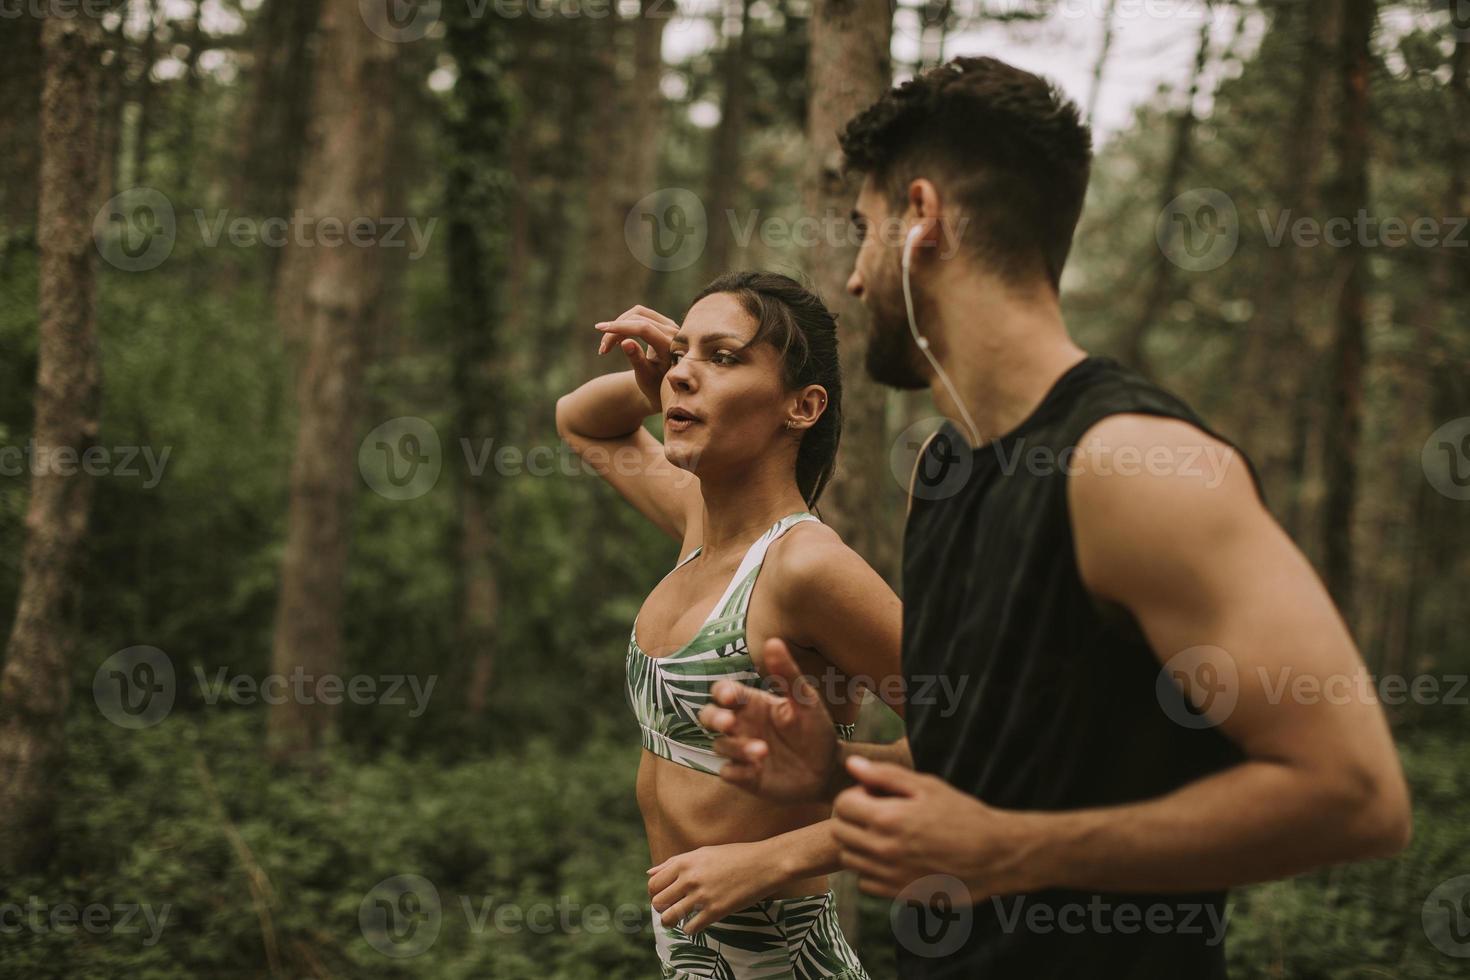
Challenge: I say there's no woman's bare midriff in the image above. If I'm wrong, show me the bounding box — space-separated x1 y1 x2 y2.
637 748 834 899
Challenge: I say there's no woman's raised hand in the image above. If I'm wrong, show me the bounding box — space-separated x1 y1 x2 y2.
595 305 681 416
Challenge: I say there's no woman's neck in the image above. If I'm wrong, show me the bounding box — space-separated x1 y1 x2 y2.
694 471 809 560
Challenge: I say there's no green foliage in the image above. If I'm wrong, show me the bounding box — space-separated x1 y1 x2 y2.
6 709 1467 978
4 711 658 979
1226 731 1470 979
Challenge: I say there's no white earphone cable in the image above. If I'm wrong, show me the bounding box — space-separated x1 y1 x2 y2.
903 229 980 447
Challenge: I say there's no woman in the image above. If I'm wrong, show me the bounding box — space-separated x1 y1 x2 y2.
555 272 904 979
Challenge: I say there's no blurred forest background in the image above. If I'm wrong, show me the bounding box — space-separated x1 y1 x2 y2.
0 0 1468 976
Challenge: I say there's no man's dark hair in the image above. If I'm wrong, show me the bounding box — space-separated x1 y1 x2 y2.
840 56 1093 292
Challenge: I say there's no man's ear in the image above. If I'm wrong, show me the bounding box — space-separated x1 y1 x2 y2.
906 178 944 251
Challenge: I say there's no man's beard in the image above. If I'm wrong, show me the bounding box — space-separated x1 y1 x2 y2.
862 271 930 390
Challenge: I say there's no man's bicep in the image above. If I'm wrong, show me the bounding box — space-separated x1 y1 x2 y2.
1068 415 1378 761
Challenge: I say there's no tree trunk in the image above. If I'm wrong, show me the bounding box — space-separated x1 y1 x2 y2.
241 0 323 289
802 0 892 940
1389 33 1466 678
1084 0 1119 125
1119 9 1213 375
443 4 513 717
266 0 399 760
126 0 160 188
704 0 754 278
0 7 103 873
1229 0 1340 535
573 0 670 375
95 9 128 209
1318 0 1374 613
170 0 205 202
0 10 44 233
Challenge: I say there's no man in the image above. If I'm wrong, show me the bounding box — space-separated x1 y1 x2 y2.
698 56 1411 978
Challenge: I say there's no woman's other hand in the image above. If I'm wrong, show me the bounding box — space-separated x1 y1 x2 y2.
647 840 785 935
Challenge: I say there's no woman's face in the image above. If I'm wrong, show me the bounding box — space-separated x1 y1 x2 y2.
660 293 795 475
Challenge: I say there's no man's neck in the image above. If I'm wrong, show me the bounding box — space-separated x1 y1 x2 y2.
924 271 1089 449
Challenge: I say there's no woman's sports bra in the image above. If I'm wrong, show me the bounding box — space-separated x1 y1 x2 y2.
625 510 857 775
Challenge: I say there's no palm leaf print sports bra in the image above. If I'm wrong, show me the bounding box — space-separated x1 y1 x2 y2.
626 511 857 775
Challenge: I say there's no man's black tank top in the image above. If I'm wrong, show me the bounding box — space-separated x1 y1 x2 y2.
898 355 1260 979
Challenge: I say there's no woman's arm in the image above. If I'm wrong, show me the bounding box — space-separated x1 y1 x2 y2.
647 818 845 935
766 529 906 718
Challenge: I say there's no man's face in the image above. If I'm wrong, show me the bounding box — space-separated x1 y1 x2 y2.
846 179 930 390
